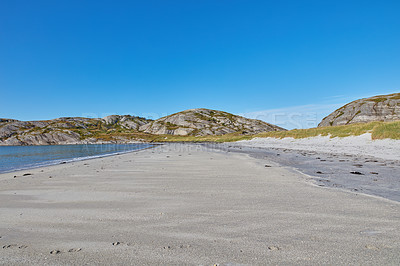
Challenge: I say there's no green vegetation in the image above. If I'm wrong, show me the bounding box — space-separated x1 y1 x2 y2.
368 93 400 102
334 111 344 118
371 121 400 140
193 112 209 121
165 122 180 130
369 97 388 103
146 132 253 143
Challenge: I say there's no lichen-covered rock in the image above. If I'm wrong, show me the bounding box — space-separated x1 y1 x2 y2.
18 131 82 145
139 108 286 136
319 93 400 127
102 115 149 130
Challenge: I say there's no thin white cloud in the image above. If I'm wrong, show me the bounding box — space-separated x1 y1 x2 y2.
322 94 346 100
239 103 344 130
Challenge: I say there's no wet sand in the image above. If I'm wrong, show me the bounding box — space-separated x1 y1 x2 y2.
0 144 399 265
212 143 400 202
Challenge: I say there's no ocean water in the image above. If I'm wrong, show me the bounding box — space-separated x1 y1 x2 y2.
0 143 153 173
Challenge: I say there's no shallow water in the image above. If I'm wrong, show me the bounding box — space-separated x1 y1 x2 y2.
0 143 153 173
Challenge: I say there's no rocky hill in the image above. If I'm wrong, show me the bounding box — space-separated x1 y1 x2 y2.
0 116 152 146
319 93 400 127
140 108 285 136
0 109 285 145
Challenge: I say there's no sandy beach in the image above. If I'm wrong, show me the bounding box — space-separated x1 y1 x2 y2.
1 143 399 265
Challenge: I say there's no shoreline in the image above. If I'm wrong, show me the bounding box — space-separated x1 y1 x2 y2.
0 139 148 147
0 143 157 175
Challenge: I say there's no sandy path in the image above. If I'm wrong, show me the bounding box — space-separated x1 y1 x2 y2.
0 144 399 265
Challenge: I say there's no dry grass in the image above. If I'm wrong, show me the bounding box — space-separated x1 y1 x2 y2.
253 121 400 140
146 132 254 143
134 120 400 142
371 121 400 140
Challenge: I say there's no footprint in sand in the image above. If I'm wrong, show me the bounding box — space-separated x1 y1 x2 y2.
68 248 82 252
50 248 82 254
365 244 380 251
112 241 135 247
268 246 281 251
2 244 28 249
162 244 191 250
50 250 61 254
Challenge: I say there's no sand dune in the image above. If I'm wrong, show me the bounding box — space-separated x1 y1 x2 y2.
236 133 400 161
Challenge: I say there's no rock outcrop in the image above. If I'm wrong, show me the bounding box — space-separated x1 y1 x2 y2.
0 118 18 123
319 93 400 127
140 108 286 136
0 115 152 146
0 109 285 145
2 131 83 146
102 115 149 130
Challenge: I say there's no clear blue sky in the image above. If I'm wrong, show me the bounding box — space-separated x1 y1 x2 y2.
1 0 399 129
